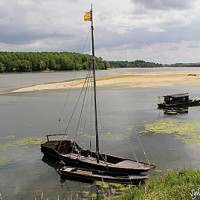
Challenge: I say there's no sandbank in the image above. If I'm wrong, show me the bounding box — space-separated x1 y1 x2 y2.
12 71 200 93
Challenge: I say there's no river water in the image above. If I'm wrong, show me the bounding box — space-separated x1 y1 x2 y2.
1 68 200 199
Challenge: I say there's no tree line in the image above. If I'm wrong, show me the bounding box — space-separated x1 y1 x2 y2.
165 63 200 67
0 51 163 73
109 60 163 68
0 52 110 73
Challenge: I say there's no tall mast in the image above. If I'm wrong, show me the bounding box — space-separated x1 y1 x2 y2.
90 5 100 163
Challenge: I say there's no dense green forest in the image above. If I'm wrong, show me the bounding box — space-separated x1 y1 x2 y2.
0 51 163 73
165 63 200 67
0 52 110 73
109 60 163 68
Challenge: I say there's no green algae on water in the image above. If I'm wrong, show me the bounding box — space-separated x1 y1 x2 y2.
0 157 10 165
96 181 135 200
144 118 200 148
0 136 46 150
15 137 46 145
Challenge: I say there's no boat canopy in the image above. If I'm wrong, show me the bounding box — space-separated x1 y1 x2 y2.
158 93 190 105
159 93 189 98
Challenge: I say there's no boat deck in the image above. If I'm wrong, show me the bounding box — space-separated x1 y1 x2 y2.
115 160 145 169
62 153 147 169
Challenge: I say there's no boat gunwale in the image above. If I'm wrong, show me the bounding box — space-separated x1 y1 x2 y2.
41 139 156 171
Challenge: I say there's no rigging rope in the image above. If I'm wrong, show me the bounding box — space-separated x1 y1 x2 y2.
63 70 92 136
133 126 150 165
47 29 92 137
80 71 92 133
74 71 92 140
125 133 139 164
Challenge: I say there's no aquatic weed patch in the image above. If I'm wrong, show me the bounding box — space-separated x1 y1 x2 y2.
144 119 200 148
0 136 46 150
77 129 123 139
15 137 46 145
97 181 135 199
0 157 10 165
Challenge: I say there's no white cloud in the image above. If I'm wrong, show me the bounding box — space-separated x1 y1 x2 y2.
0 0 200 63
131 0 196 10
96 40 200 64
148 27 166 33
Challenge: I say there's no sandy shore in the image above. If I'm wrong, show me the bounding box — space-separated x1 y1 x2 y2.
12 71 200 93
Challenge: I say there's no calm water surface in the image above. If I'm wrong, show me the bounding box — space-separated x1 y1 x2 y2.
1 68 200 199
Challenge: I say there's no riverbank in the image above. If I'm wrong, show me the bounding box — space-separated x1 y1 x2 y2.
107 169 200 200
12 71 200 93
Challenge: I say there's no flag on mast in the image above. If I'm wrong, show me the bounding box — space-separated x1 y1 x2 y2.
84 10 92 21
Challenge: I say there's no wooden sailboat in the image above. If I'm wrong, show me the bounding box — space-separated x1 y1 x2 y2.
42 156 148 185
41 6 155 180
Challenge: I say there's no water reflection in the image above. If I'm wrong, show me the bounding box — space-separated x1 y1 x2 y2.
42 155 143 200
42 156 114 200
1 69 200 199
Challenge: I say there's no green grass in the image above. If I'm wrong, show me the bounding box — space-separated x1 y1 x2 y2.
107 169 200 200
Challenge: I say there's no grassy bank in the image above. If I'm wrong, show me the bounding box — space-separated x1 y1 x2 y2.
107 169 200 200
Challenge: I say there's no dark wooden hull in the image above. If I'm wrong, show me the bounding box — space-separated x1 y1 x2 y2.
41 138 155 175
163 107 188 115
58 166 148 185
158 99 200 109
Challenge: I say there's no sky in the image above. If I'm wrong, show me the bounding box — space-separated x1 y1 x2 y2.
0 0 200 64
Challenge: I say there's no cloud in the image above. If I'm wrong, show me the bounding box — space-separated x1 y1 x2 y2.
97 40 200 64
0 0 200 63
131 0 195 10
148 27 166 33
0 0 84 47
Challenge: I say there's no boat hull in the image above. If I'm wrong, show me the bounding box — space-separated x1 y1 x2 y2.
58 166 148 185
41 139 155 175
158 100 200 109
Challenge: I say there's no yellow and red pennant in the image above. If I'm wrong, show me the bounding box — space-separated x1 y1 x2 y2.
84 10 92 21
